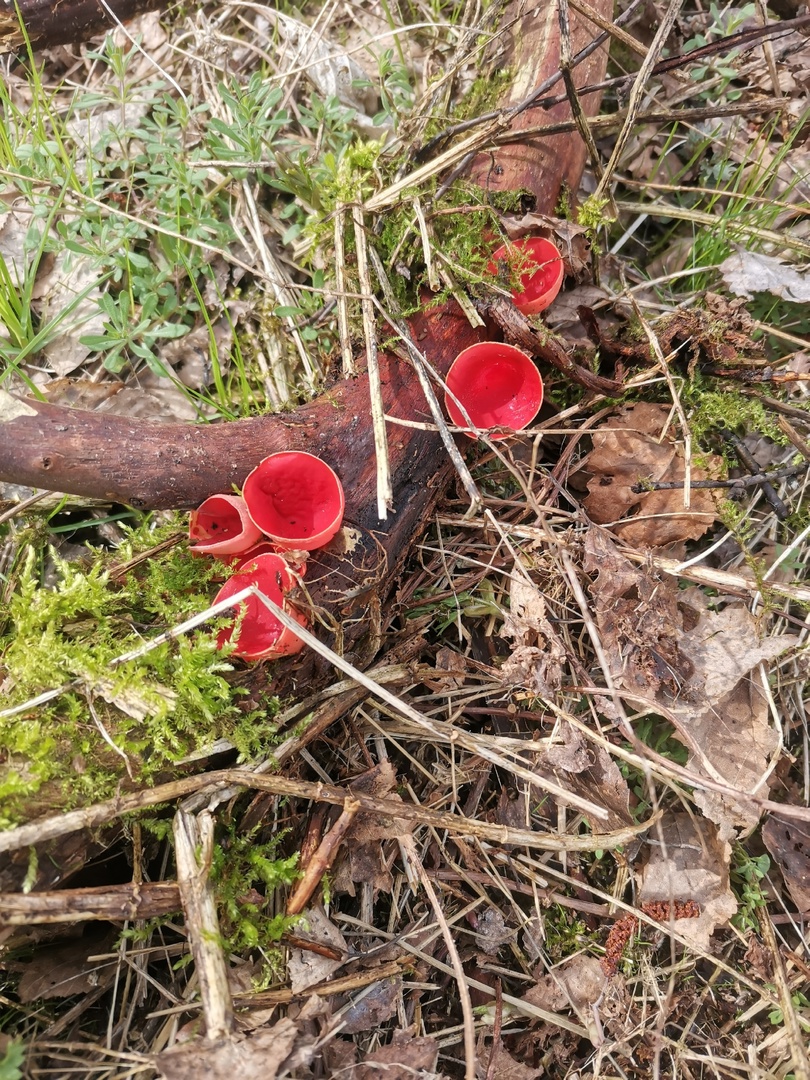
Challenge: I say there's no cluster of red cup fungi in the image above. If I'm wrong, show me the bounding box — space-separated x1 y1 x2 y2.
189 452 345 660
192 235 562 664
444 235 563 439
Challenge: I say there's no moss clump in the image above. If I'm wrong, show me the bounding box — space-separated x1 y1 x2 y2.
685 387 788 449
577 194 615 251
211 823 301 954
0 519 281 828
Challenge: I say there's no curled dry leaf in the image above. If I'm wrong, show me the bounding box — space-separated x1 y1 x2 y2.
719 248 810 303
522 954 607 1046
332 762 413 898
639 812 737 951
583 527 689 698
762 814 810 913
476 1035 544 1080
287 905 347 994
500 574 567 695
539 722 632 831
575 402 720 547
499 212 591 276
474 906 515 956
264 10 378 125
14 930 116 1002
155 1018 311 1080
670 593 794 840
355 1029 439 1080
339 975 402 1034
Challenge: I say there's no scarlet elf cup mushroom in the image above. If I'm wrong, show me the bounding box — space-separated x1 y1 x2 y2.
242 451 345 551
188 494 263 556
188 451 346 661
213 553 307 660
488 236 564 315
444 342 544 439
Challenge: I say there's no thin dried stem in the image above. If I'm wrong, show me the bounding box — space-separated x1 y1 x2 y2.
352 204 392 520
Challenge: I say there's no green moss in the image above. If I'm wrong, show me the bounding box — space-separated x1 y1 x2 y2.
453 69 512 123
685 387 787 449
577 194 615 252
211 823 301 954
0 518 281 828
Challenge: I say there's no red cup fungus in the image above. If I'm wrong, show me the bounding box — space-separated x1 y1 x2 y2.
189 494 263 556
213 553 307 660
488 236 564 315
444 342 543 439
242 451 345 551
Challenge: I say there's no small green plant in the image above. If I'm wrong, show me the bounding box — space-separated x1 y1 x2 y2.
731 850 770 932
0 519 282 827
768 990 810 1030
211 822 301 953
683 3 757 102
0 1041 24 1080
373 50 415 126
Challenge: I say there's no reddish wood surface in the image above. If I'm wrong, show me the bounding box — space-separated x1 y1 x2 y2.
0 0 613 527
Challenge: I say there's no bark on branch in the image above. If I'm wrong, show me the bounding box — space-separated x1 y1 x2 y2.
0 0 614 672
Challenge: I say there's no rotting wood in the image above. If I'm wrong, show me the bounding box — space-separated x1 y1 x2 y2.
0 0 165 52
0 881 181 925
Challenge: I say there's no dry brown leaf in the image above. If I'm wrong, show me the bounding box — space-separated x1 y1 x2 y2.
523 954 607 1045
540 723 632 830
545 284 609 328
355 1029 439 1080
583 527 690 697
762 814 810 913
287 905 347 994
474 906 515 955
719 248 810 302
500 575 567 695
676 592 795 701
576 402 720 546
476 1035 543 1080
584 530 792 839
15 931 116 1002
639 812 737 951
340 975 402 1034
670 595 794 839
155 1019 309 1080
333 762 412 898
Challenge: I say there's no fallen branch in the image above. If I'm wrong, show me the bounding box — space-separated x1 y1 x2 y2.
0 0 615 681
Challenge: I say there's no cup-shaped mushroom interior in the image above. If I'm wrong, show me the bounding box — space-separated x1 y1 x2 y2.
444 342 543 438
214 553 306 660
243 452 345 551
189 494 263 555
489 236 564 315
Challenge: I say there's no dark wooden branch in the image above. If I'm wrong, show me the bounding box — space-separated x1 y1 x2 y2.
0 881 181 924
0 0 165 52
